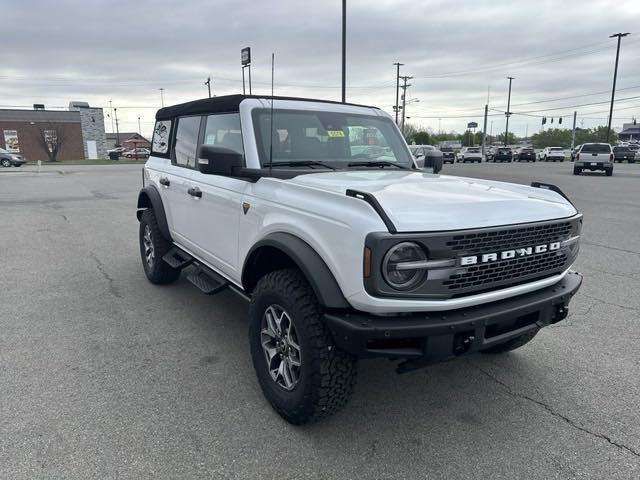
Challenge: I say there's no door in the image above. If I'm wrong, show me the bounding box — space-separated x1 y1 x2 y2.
177 113 246 277
87 140 97 159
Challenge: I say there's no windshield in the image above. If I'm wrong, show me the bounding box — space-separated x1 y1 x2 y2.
252 109 413 168
581 144 611 153
467 148 480 152
0 148 8 154
498 148 511 153
550 147 564 151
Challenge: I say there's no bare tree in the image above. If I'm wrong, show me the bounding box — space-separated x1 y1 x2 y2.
35 122 67 162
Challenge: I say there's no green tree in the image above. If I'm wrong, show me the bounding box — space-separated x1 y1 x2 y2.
495 132 518 145
530 128 572 149
409 131 431 145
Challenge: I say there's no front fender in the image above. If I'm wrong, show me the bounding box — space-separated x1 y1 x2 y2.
136 186 172 241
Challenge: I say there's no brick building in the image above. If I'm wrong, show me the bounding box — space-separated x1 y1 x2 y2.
0 102 107 161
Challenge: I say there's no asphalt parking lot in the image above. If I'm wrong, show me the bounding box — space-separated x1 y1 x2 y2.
1 162 639 479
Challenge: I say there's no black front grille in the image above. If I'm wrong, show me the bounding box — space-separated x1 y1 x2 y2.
443 251 567 290
446 221 572 254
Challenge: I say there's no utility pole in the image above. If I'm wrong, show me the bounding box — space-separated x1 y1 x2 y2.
504 76 514 146
571 110 578 150
481 104 488 156
341 0 346 103
393 62 403 124
399 75 413 136
606 33 630 143
137 116 141 135
204 77 212 98
108 100 115 134
114 107 120 147
159 88 165 107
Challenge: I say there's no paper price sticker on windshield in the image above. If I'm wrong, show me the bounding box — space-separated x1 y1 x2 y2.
327 130 345 137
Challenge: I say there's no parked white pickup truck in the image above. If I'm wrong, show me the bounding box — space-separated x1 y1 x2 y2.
136 94 583 424
574 143 614 176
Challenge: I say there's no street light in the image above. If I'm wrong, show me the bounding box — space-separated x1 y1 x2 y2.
606 33 630 143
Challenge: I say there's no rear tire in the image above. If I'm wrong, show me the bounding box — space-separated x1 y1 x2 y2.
482 329 539 354
606 168 613 177
249 269 357 425
139 209 180 284
573 167 581 175
1 159 11 167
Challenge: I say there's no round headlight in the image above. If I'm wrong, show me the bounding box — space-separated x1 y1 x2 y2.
382 242 427 290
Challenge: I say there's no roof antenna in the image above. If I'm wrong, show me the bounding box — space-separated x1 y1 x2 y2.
269 52 275 177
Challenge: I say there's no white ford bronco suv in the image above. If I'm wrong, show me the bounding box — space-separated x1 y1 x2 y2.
137 95 583 424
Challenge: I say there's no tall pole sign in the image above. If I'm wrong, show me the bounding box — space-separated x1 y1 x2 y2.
241 47 252 95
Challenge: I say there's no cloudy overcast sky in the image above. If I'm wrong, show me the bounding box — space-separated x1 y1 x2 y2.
1 0 639 138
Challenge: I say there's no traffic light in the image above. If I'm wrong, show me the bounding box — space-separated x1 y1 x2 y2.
559 117 563 125
542 117 547 125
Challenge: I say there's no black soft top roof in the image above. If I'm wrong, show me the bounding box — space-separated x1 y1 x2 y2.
155 94 377 121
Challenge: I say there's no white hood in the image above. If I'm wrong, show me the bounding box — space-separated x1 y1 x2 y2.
286 170 578 232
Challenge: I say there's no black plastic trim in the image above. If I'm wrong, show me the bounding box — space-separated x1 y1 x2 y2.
242 232 349 309
531 182 575 207
136 186 172 241
323 271 582 360
346 189 397 233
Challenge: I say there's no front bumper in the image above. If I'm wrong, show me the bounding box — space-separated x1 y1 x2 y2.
324 271 582 362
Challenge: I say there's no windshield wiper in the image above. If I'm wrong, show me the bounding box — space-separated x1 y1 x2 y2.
347 161 408 169
263 160 336 170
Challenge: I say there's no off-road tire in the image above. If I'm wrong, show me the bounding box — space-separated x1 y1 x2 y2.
481 329 539 354
573 167 581 175
139 209 180 284
249 269 357 425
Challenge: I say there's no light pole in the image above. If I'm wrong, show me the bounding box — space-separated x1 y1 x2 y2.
341 0 346 103
504 76 514 146
606 33 630 143
204 77 212 98
159 88 165 107
399 76 413 135
138 116 141 135
393 62 403 124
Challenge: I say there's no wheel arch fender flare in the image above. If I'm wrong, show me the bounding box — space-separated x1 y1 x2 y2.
136 186 172 241
242 232 350 309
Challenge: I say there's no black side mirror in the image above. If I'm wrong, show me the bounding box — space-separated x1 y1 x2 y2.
197 144 243 175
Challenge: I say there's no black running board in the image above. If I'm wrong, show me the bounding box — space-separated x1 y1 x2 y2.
186 266 229 295
162 247 194 269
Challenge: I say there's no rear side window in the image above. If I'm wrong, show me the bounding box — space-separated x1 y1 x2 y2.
581 144 611 153
151 120 172 155
174 116 201 168
203 113 244 156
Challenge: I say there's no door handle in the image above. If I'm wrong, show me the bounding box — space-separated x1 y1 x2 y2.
187 187 202 198
159 177 170 187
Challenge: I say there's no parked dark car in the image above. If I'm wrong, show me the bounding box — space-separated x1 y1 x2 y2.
492 147 513 162
440 146 455 164
0 147 26 167
613 146 636 163
516 147 536 162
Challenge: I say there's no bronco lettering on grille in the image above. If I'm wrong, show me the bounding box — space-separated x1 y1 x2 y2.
460 242 561 266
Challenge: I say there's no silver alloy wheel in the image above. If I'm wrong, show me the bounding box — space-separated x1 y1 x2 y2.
1 160 10 167
143 224 155 268
260 305 302 390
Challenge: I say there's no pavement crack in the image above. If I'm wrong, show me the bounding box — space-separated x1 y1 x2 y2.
582 240 640 256
579 293 639 314
471 362 640 459
89 252 122 299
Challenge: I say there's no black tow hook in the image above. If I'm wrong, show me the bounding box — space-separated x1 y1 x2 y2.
551 304 569 324
453 333 476 356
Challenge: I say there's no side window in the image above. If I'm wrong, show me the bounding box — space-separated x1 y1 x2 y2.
203 113 244 157
174 116 201 168
151 120 171 155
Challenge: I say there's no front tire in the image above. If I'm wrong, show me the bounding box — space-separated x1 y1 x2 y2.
249 269 357 425
482 329 539 354
139 209 180 284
